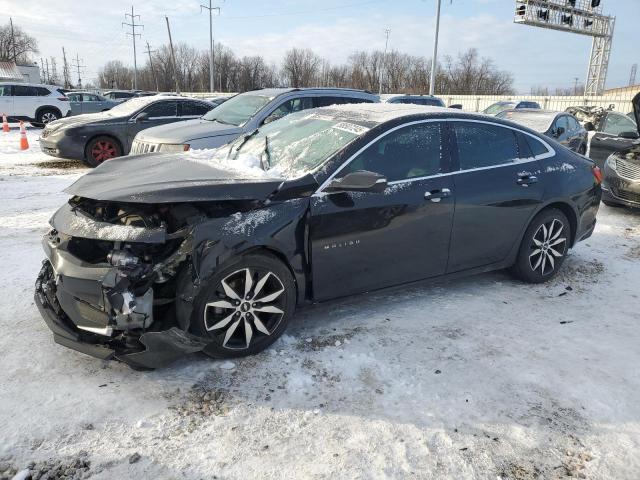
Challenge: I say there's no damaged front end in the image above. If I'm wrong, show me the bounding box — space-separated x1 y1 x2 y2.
34 197 224 369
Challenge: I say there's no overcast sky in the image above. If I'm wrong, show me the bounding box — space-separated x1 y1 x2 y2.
2 0 638 93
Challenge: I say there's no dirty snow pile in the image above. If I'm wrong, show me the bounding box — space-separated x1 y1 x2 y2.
0 124 639 479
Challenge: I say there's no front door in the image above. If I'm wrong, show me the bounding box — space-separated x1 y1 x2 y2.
310 121 455 300
447 120 545 272
126 100 179 150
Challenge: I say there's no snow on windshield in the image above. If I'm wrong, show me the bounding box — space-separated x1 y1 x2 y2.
105 96 159 116
499 111 555 132
202 94 273 126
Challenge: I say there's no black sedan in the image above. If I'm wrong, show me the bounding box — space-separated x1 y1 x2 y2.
39 96 216 167
496 109 588 154
34 104 602 369
601 92 640 209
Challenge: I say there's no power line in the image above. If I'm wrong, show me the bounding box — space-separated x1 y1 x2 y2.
123 6 143 90
200 0 222 94
72 53 85 89
144 41 159 92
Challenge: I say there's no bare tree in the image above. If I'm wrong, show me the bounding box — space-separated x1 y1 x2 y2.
282 48 321 87
0 22 38 63
97 60 134 89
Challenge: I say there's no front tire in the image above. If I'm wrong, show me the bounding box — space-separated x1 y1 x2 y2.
191 253 296 359
84 136 122 167
510 208 570 283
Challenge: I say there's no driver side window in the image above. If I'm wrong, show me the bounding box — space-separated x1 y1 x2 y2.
141 101 178 119
339 122 444 183
264 97 313 123
602 113 637 136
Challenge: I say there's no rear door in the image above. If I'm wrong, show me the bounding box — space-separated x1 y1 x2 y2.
310 121 455 300
589 112 638 167
447 120 545 273
0 85 13 116
82 93 105 113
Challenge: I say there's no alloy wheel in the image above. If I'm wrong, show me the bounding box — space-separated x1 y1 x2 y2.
41 112 58 124
528 218 567 276
203 268 286 350
91 140 118 163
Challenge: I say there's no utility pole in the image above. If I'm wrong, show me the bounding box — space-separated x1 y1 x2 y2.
145 41 159 92
630 64 638 87
44 58 50 84
9 17 17 62
123 6 143 90
40 58 45 83
574 77 579 95
165 16 181 94
50 57 58 84
378 28 390 95
62 47 71 88
200 1 221 93
72 53 84 89
429 0 442 96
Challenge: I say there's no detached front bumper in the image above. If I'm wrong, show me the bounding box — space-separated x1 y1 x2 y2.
34 235 208 369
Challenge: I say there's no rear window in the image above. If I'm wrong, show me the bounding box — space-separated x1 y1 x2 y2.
453 121 519 170
13 85 38 96
524 135 550 157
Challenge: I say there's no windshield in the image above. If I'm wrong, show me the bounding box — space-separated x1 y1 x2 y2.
216 110 369 177
484 102 515 115
202 93 273 126
105 96 158 116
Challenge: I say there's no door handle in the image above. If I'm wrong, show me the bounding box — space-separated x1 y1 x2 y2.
517 175 538 187
424 187 451 202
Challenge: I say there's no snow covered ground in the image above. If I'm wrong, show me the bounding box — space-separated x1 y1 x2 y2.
0 125 639 479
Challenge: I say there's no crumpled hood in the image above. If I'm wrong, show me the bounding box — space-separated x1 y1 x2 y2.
65 153 284 204
135 118 243 143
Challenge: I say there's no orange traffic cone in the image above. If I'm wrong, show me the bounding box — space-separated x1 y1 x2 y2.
2 113 9 133
19 121 29 150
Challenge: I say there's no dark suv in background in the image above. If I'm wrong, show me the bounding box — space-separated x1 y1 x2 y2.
130 87 378 153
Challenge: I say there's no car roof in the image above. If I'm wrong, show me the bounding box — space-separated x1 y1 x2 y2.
500 108 560 116
0 82 62 88
310 103 484 125
244 87 376 98
380 93 441 100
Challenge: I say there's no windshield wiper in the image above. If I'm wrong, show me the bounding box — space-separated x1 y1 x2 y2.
235 128 259 152
261 135 272 171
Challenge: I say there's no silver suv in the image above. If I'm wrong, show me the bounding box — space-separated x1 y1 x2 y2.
130 87 378 153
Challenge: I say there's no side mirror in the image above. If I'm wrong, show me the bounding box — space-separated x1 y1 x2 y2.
263 113 284 125
449 104 463 110
619 131 640 139
324 170 387 194
583 121 595 132
135 112 149 122
555 126 565 137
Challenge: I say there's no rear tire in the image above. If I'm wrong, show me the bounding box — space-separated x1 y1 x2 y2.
36 109 60 126
84 136 122 167
510 208 570 283
191 253 296 359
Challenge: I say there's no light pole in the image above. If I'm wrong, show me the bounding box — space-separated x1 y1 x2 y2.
378 28 390 95
201 1 221 94
429 0 442 96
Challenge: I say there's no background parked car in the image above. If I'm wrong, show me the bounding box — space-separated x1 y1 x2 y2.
566 105 639 167
601 93 640 209
497 109 588 154
101 90 137 102
130 87 378 154
380 94 445 107
0 82 70 127
66 91 119 115
205 95 232 107
483 100 541 116
39 95 215 167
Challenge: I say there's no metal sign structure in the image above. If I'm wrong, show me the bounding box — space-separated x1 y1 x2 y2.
514 0 615 96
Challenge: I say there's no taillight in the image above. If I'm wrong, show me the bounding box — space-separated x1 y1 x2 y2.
57 97 69 101
592 165 602 184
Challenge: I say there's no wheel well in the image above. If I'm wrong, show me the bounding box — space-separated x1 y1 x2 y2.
240 246 300 302
84 134 124 159
541 202 578 246
35 106 62 119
